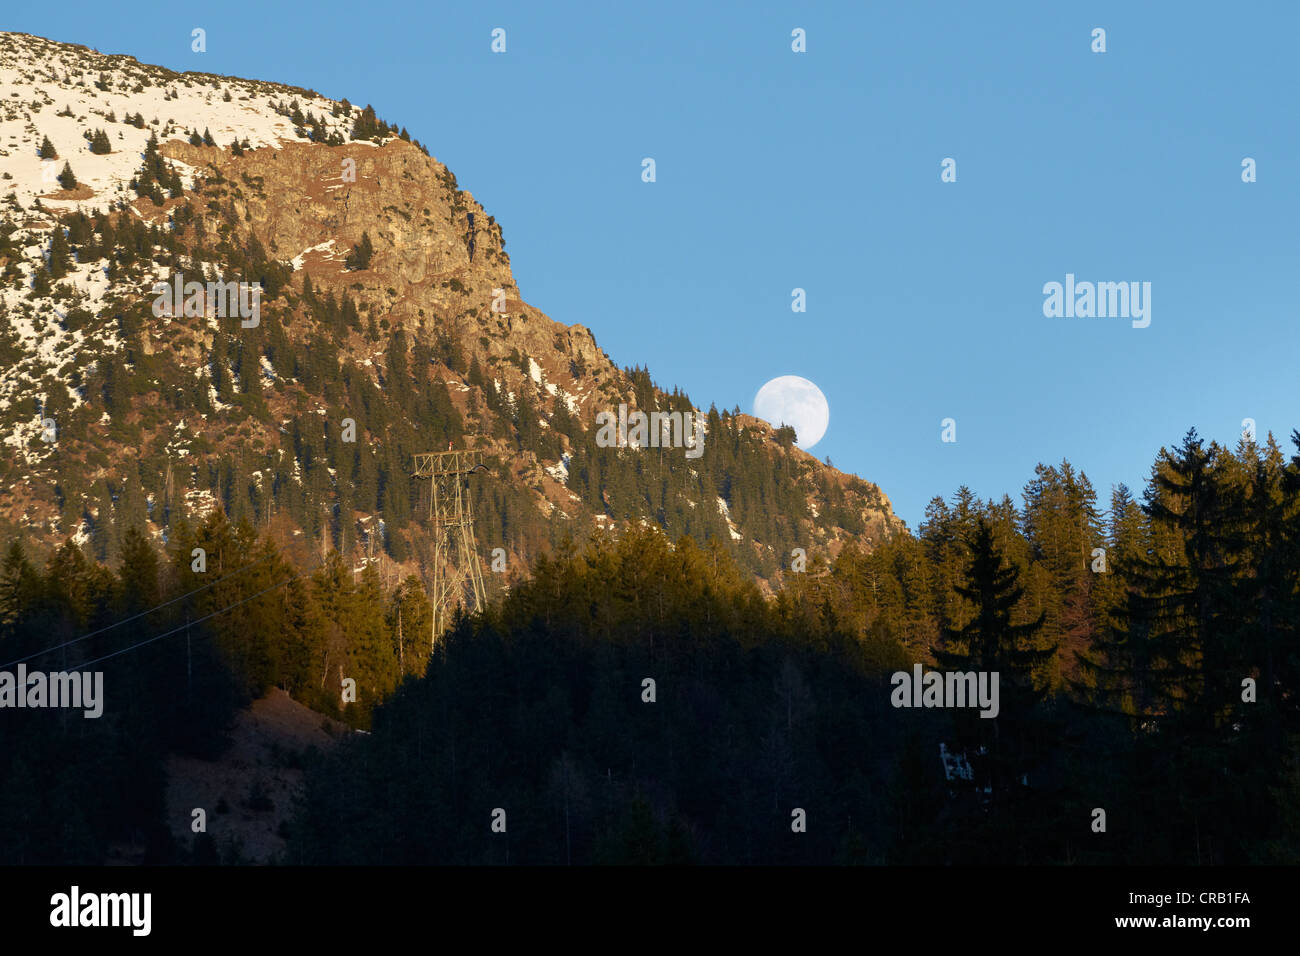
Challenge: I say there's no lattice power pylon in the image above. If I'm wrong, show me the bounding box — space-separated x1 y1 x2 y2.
413 450 489 646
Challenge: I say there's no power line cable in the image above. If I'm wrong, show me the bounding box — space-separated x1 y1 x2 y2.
76 562 321 670
1 549 279 669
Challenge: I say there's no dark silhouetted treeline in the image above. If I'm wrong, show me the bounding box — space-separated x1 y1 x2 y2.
0 510 421 863
288 429 1300 864
3 428 1299 864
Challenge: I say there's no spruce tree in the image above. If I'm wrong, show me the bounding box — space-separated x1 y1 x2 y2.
0 542 39 636
1075 483 1154 717
47 226 72 280
932 519 1053 800
1131 430 1246 730
38 134 57 159
57 161 77 190
1124 430 1271 861
344 232 373 271
117 525 160 614
350 105 380 140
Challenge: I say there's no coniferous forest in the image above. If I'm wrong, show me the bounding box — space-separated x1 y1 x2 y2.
2 427 1297 865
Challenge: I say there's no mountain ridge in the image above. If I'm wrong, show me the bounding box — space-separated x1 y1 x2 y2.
0 30 905 595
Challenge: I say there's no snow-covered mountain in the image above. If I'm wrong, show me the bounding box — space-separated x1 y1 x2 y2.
0 30 904 587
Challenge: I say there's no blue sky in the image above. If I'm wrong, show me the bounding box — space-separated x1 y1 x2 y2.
15 1 1300 528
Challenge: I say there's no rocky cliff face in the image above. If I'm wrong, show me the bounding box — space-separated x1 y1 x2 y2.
0 31 905 590
156 134 623 423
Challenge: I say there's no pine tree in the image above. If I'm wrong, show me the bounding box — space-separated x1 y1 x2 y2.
38 135 57 159
384 327 410 405
390 576 432 677
89 129 112 154
932 519 1054 802
0 542 39 636
117 525 160 614
1075 483 1154 716
350 105 381 140
344 232 373 271
1232 435 1293 728
1278 432 1300 730
1021 461 1101 687
1122 430 1270 861
57 162 77 190
467 353 486 390
47 227 72 280
1131 430 1246 730
30 267 52 298
340 294 361 332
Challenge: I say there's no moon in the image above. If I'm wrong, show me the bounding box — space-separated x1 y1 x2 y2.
752 376 830 449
